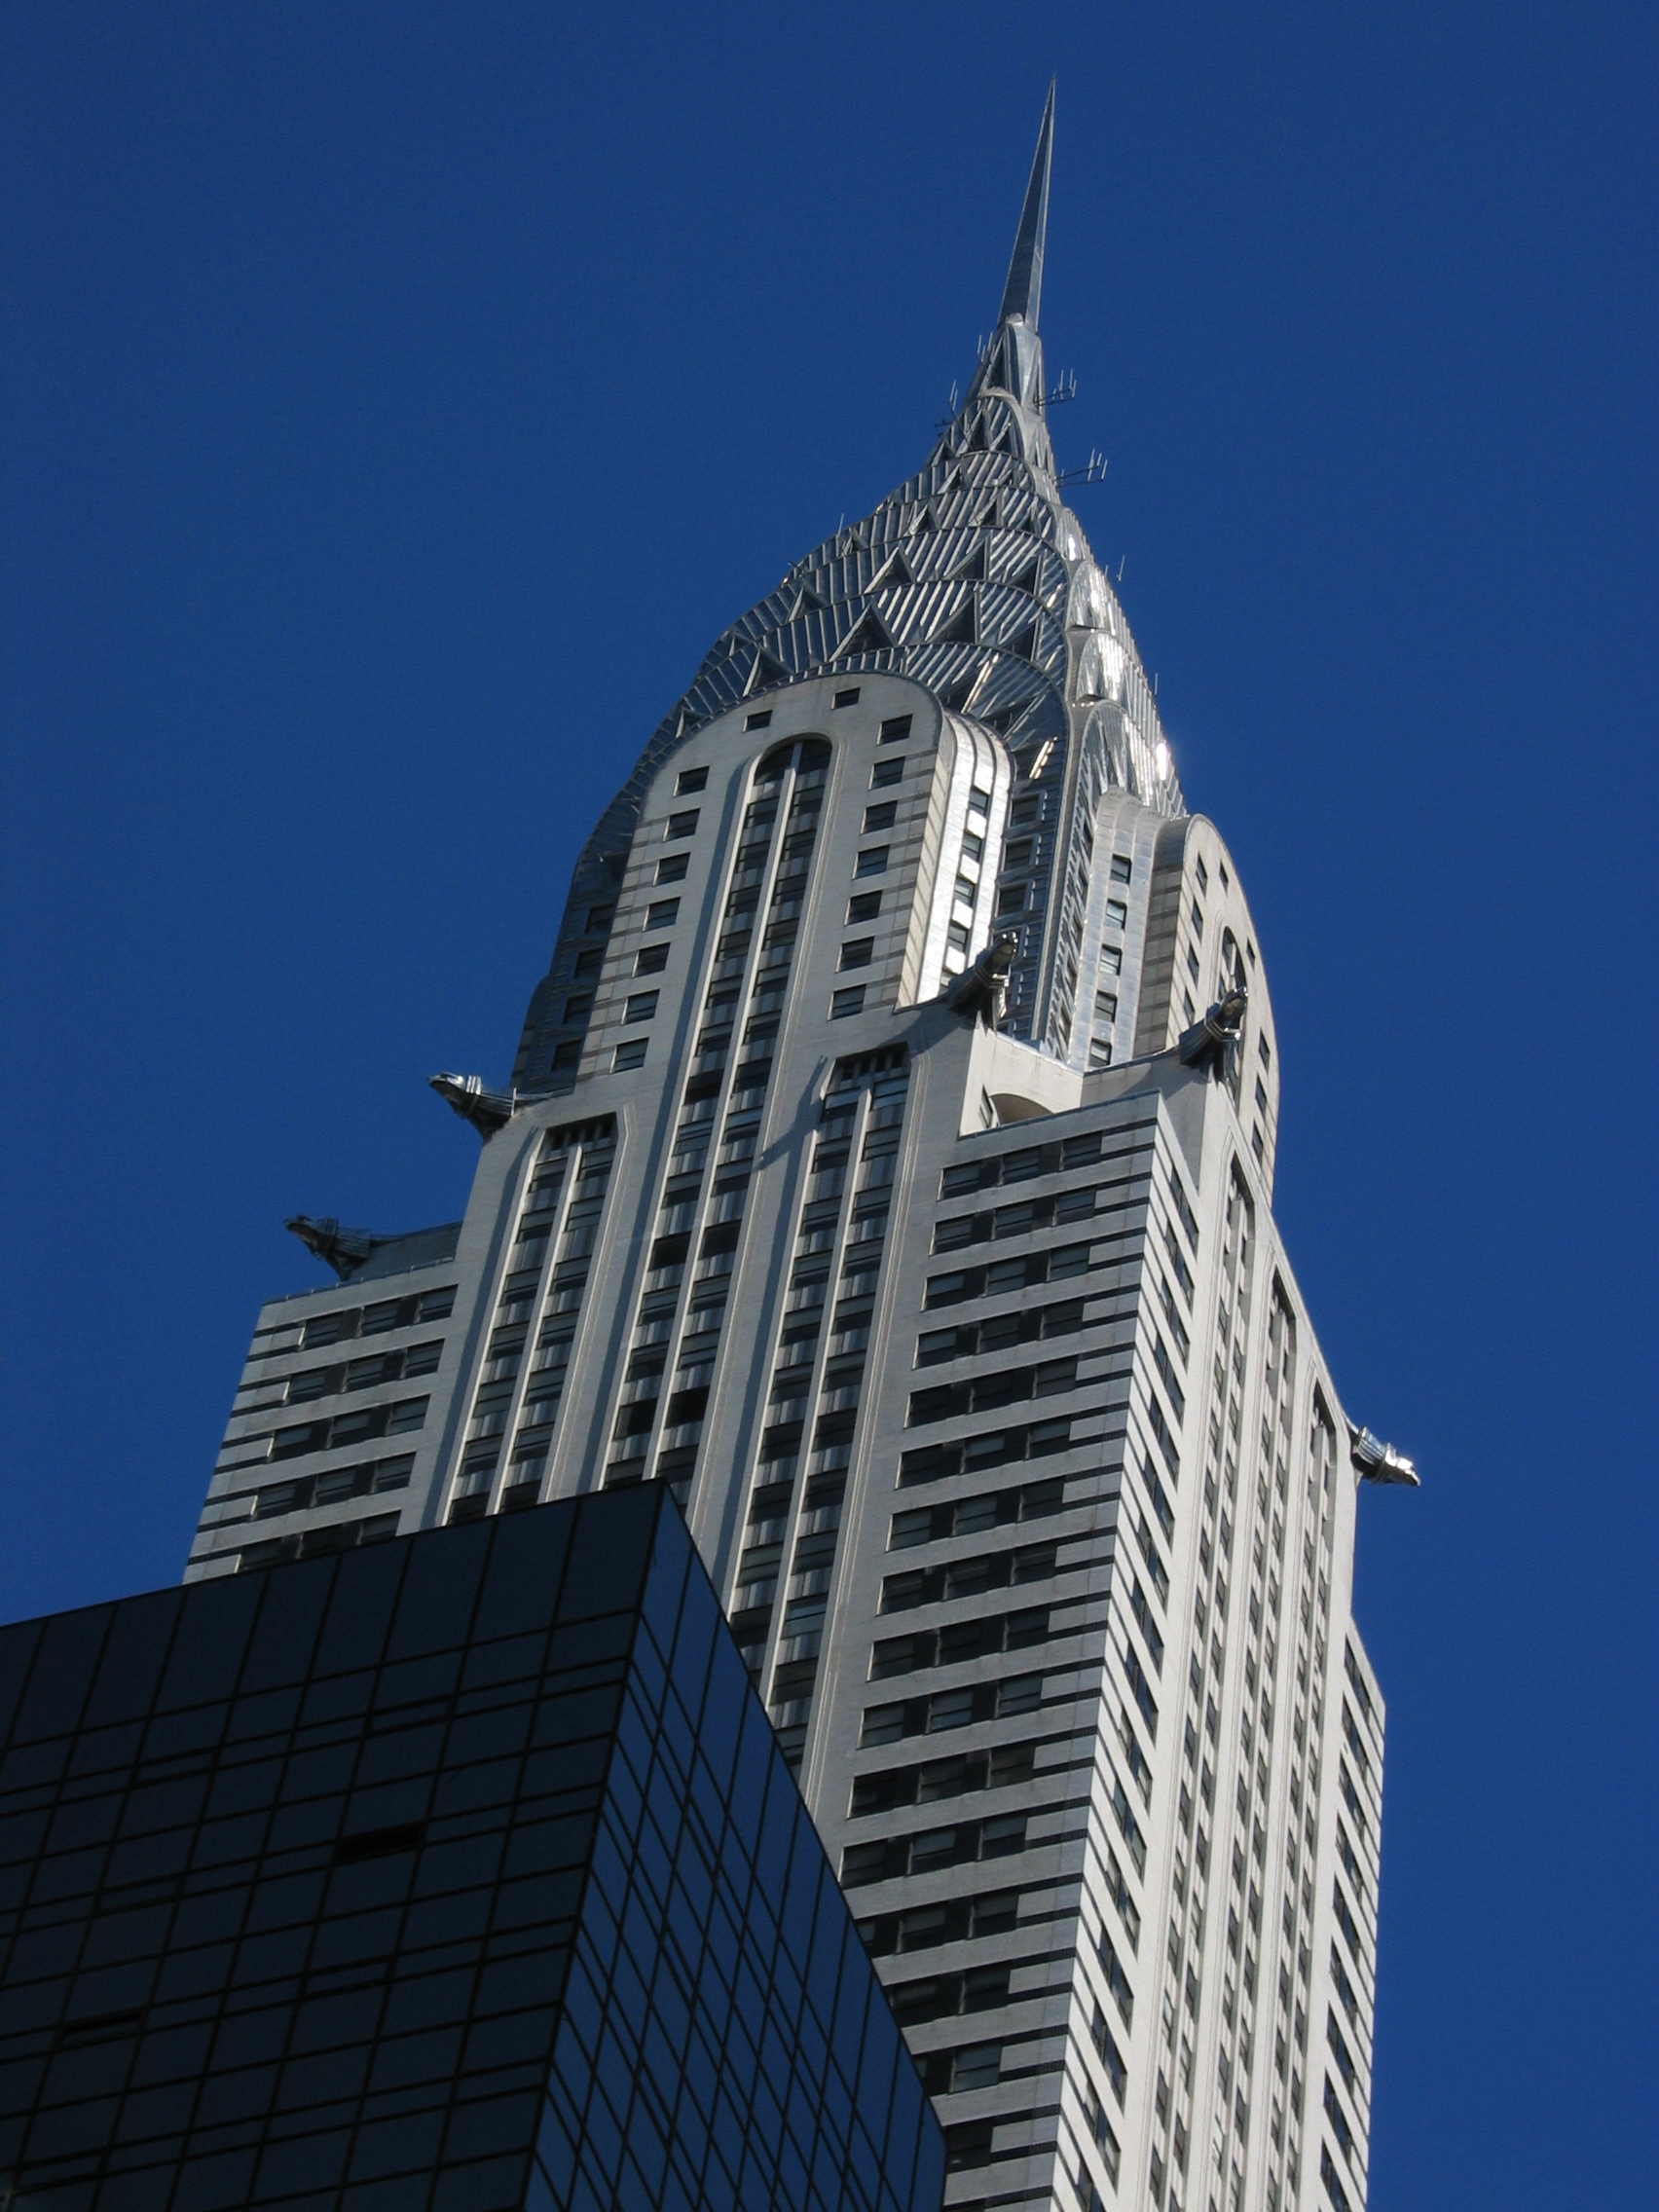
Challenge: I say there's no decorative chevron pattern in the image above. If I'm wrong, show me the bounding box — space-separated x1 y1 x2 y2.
515 98 1186 1091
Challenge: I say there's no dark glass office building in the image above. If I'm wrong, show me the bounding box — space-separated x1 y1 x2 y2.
0 1490 944 2212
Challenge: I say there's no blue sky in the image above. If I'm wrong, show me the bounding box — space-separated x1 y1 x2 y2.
3 4 1655 2202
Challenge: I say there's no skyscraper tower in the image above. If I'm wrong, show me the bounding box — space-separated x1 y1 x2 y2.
189 88 1414 2212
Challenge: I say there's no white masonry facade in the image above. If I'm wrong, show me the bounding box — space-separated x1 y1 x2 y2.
186 92 1405 2212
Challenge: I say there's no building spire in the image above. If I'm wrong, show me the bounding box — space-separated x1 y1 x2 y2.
998 80 1054 333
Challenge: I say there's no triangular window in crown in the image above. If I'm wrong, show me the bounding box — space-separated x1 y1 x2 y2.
993 424 1014 455
1005 621 1038 662
787 580 827 620
1010 553 1041 596
869 549 913 591
910 504 939 534
938 675 977 712
933 592 978 646
951 543 987 583
968 416 989 453
838 608 893 658
937 466 962 498
745 645 792 695
975 493 1001 529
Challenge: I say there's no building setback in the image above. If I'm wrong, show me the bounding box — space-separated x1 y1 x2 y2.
0 1487 945 2212
182 87 1413 2212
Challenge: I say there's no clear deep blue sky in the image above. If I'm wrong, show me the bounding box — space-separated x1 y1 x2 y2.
3 3 1654 2201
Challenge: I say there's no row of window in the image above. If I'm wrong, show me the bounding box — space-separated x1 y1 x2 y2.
905 1354 1082 1428
931 1168 1143 1253
849 1736 1038 1816
916 1294 1088 1365
889 1473 1067 1550
271 1337 442 1408
265 1395 428 1464
869 1603 1053 1680
840 1810 1025 1890
860 1670 1044 1748
895 1414 1080 1489
237 1508 400 1571
737 1062 908 1735
923 1243 1094 1307
453 1130 620 1517
859 1884 1018 1956
880 1539 1058 1614
939 1124 1126 1198
278 1283 456 1353
253 1453 414 1519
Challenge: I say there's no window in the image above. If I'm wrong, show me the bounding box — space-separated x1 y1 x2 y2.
1099 942 1122 976
563 993 592 1022
1106 899 1127 930
1259 1033 1272 1069
1167 1172 1199 1247
1111 854 1132 883
1191 900 1204 938
848 891 882 923
856 846 889 877
656 853 689 885
744 707 772 729
951 2045 1001 2091
863 801 898 833
1152 1335 1184 1419
1128 1581 1163 1674
1333 1882 1362 1958
585 903 613 932
831 986 866 1018
839 939 874 972
666 808 700 839
675 764 709 794
1344 1643 1372 1720
572 945 603 977
960 831 983 864
1088 1040 1112 1072
1320 2145 1353 2212
880 715 911 744
613 1040 647 1071
997 884 1026 916
624 991 659 1024
944 2120 995 2171
1148 1466 1175 1544
551 1041 581 1072
871 756 903 788
645 898 680 930
634 943 669 976
947 922 971 956
834 686 861 708
1093 989 1118 1022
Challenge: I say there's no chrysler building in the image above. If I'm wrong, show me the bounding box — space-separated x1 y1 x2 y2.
188 87 1413 2212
